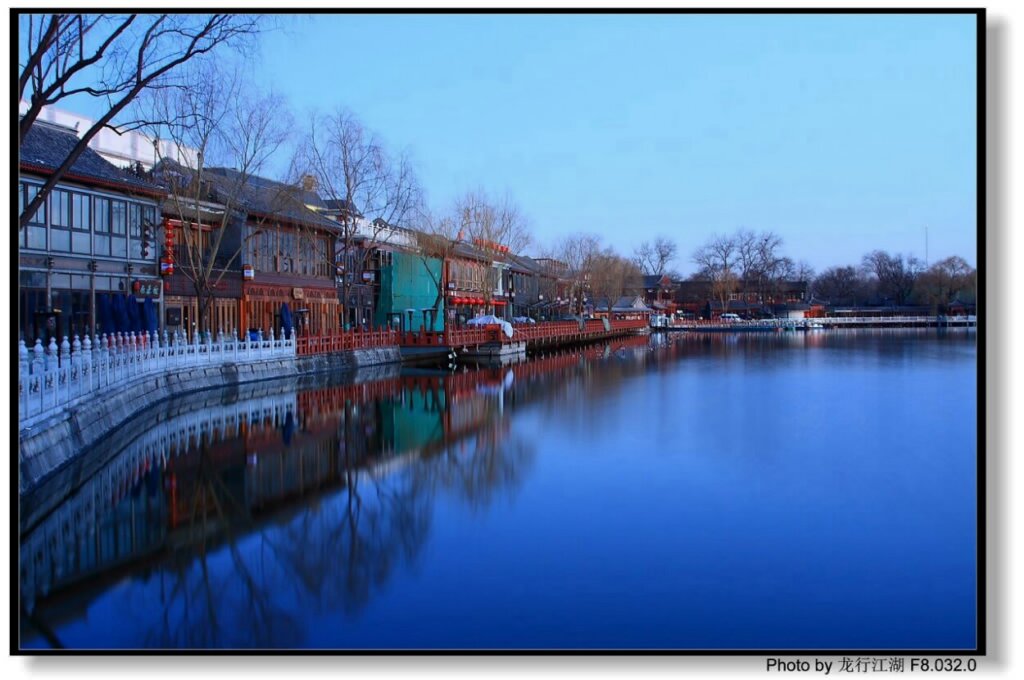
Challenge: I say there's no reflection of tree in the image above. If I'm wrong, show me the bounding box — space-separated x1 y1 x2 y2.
431 420 535 511
269 465 432 618
25 359 570 648
143 443 302 649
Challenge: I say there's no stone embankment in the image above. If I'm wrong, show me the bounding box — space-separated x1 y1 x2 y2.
19 347 400 496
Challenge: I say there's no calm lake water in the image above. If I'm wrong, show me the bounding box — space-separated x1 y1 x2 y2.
19 329 978 650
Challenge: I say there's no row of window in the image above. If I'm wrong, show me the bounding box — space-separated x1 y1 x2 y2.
19 182 158 260
248 228 334 278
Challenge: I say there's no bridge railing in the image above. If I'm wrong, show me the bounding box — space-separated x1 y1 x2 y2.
296 328 399 355
18 329 296 431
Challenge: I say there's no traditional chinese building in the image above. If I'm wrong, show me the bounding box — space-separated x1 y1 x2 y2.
202 168 341 336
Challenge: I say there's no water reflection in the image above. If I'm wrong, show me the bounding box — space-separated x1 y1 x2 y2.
19 328 976 649
21 336 662 648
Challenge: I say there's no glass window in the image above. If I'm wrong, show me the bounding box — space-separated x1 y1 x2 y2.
19 270 47 288
111 201 126 235
113 236 128 258
72 230 91 254
72 193 91 231
51 189 71 227
94 234 110 257
50 227 70 252
24 184 47 226
128 204 141 237
94 198 110 233
27 226 46 250
50 273 71 289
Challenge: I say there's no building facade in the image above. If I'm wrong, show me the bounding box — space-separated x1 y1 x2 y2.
18 120 165 342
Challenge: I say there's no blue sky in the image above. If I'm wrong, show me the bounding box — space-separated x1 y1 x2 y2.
48 12 980 274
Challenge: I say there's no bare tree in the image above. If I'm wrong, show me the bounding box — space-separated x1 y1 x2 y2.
793 260 816 284
554 233 601 315
634 237 678 275
18 13 267 229
734 229 761 292
811 265 869 305
423 188 532 315
861 250 923 305
413 208 462 322
590 248 642 314
297 108 422 329
692 234 737 311
455 190 531 255
144 64 293 334
912 255 976 312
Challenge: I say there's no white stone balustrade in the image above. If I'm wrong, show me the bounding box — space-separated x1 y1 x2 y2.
20 390 299 608
17 330 296 430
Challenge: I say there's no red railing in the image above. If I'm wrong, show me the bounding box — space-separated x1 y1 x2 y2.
295 319 647 355
296 329 399 356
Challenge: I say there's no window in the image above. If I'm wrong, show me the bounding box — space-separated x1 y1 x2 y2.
72 193 91 231
111 201 127 235
72 230 91 254
94 198 110 233
111 200 127 257
50 226 71 252
92 198 110 256
23 183 47 226
128 204 143 259
50 189 71 227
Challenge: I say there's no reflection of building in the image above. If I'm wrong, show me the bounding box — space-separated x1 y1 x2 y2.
18 120 165 341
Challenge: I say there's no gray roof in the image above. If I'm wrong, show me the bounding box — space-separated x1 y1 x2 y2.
188 167 339 230
593 296 654 312
19 120 164 195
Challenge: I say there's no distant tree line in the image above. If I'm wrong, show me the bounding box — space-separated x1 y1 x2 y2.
811 251 976 312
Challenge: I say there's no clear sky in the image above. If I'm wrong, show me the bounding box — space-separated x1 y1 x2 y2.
48 12 980 274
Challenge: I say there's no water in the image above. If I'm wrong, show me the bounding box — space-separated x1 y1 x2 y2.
18 329 978 650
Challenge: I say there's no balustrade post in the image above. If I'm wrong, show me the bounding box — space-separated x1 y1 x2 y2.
46 337 59 372
82 335 93 392
19 339 29 376
93 335 104 388
33 338 45 375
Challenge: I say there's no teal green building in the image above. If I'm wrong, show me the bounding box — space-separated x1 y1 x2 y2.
375 251 444 332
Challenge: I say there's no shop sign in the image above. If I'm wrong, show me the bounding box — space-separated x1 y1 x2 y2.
292 287 305 300
243 264 255 281
132 280 162 297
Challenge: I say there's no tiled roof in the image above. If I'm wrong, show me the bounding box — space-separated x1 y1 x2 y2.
19 120 164 195
196 167 339 230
